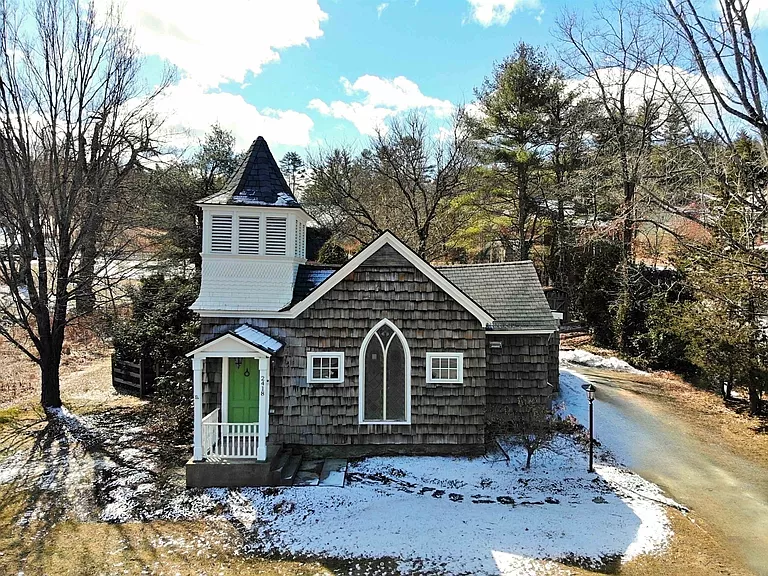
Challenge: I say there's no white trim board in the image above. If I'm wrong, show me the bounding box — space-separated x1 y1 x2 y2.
195 231 495 326
186 333 274 358
487 330 556 335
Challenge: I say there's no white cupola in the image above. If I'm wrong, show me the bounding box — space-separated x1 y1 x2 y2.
191 137 310 315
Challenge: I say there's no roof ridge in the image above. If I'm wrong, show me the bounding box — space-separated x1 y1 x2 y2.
437 260 534 268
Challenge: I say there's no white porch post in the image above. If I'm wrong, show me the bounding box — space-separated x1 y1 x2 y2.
257 357 269 460
192 357 204 461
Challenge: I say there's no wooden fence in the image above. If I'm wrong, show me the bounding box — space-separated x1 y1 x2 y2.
111 355 156 398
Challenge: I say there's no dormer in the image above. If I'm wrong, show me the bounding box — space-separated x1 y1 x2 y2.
191 137 311 315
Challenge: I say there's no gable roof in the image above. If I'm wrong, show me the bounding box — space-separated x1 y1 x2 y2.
187 324 284 356
198 136 301 208
437 261 557 332
286 231 495 326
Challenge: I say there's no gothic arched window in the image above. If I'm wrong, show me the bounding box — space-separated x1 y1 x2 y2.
359 319 411 424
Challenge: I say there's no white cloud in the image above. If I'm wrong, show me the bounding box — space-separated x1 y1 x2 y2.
310 75 454 136
105 0 327 86
155 80 314 151
744 0 768 28
309 99 396 136
377 2 389 18
466 0 540 27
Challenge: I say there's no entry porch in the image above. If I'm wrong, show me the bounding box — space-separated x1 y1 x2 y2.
186 325 283 466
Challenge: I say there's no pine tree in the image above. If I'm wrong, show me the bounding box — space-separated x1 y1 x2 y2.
280 152 307 195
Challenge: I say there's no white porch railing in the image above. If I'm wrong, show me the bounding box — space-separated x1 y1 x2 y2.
201 408 260 459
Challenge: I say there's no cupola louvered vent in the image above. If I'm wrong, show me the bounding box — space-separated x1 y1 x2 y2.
265 217 287 256
210 215 233 253
294 221 306 258
238 215 260 254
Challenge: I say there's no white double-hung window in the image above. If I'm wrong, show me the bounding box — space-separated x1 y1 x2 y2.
426 352 463 384
307 352 345 384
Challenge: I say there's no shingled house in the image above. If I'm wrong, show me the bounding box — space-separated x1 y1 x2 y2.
186 136 560 487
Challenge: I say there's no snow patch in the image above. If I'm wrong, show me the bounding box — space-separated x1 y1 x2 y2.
561 349 646 374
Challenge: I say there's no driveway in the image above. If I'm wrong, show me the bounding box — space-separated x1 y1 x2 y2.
562 366 768 575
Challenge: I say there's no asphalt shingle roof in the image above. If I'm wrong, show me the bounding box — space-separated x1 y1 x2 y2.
199 136 301 208
437 261 557 331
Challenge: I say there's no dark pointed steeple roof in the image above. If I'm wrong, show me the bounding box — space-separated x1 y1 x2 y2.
198 136 301 208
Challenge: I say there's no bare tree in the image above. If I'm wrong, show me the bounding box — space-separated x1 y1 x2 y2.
305 111 478 259
0 0 169 408
665 0 768 151
557 0 669 263
642 0 768 414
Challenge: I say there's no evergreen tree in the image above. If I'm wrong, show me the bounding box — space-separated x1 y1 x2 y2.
280 151 307 195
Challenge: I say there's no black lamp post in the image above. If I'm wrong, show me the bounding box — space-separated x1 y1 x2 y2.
581 382 596 473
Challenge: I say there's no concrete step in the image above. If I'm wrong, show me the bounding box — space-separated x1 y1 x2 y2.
280 454 303 486
270 449 290 472
293 459 323 486
318 458 347 487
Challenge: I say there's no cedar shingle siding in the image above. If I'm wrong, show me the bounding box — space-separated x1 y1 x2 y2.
201 245 488 455
485 334 555 419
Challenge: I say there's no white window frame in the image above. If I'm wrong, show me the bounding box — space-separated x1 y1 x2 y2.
426 352 464 384
307 351 345 384
359 318 412 425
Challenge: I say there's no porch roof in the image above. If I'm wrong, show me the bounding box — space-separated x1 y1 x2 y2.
187 324 284 357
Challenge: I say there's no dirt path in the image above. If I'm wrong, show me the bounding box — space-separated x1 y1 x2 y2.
564 366 768 576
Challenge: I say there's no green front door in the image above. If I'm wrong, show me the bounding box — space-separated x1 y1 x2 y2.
228 358 259 423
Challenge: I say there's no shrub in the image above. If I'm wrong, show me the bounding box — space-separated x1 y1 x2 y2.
486 396 559 469
110 274 200 433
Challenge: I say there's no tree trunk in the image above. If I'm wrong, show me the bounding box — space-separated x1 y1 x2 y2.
75 240 98 315
40 353 62 408
622 180 635 265
723 365 734 400
517 164 529 262
748 385 761 416
525 449 533 469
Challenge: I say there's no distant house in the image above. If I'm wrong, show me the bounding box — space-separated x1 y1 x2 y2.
186 137 560 487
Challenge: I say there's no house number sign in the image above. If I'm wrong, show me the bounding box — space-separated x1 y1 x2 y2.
260 374 266 396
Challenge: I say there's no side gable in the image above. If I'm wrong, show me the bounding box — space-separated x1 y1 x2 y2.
288 232 495 325
438 262 557 332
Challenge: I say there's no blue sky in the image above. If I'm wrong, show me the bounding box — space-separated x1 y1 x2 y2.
106 0 768 160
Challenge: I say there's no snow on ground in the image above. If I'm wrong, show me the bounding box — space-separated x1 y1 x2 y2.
212 435 670 575
560 349 646 374
0 366 674 576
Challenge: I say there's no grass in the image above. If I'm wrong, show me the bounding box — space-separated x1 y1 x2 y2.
0 491 333 576
0 482 753 576
563 510 754 576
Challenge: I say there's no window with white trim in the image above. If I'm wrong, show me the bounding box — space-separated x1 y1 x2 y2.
360 319 410 423
426 352 463 384
307 352 344 384
210 214 233 253
238 215 260 254
265 216 287 255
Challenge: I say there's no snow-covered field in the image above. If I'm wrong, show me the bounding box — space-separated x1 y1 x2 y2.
560 349 646 374
0 367 674 575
